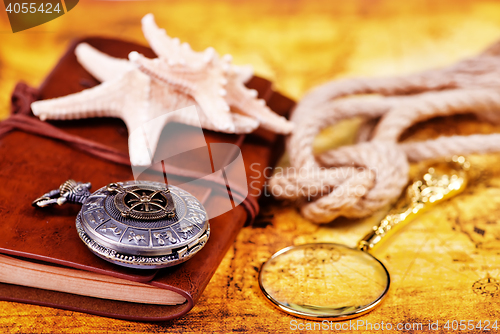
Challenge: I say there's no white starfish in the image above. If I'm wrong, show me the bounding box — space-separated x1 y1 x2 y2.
75 43 260 133
31 14 293 166
134 14 293 134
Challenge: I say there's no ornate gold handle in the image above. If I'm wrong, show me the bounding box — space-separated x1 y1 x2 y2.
357 156 469 253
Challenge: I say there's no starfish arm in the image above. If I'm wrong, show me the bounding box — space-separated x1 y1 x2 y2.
227 113 260 133
231 95 293 134
142 14 182 63
126 79 230 166
192 90 235 132
75 43 135 82
142 14 252 83
31 70 151 121
233 64 254 83
125 99 175 166
141 14 208 66
130 52 235 132
162 101 258 134
141 13 175 60
129 52 196 94
226 73 294 134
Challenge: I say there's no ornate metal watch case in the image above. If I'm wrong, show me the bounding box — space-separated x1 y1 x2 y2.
33 180 209 269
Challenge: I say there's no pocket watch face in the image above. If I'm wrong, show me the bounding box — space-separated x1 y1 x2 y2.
112 184 176 220
76 181 209 269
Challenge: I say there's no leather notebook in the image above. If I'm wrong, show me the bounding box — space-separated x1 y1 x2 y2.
0 37 294 321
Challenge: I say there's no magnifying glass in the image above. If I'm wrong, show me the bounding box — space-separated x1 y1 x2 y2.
259 157 469 321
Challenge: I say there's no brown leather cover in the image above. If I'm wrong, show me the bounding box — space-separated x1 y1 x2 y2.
0 38 294 321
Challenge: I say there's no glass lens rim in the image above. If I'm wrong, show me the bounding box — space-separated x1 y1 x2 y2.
258 242 391 321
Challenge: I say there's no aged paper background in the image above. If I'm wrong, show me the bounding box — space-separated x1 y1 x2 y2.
1 0 500 332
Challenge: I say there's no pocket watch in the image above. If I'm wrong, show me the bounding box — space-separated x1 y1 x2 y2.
33 180 209 269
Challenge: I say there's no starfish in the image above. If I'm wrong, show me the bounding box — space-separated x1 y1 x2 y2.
31 14 293 166
132 14 294 135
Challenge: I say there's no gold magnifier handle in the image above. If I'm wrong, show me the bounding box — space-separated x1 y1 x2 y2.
357 156 469 253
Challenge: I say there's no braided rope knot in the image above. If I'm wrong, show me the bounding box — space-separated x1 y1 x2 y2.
271 141 409 223
270 40 500 223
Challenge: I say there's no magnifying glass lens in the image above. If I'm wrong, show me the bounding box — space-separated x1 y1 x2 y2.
259 243 390 320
